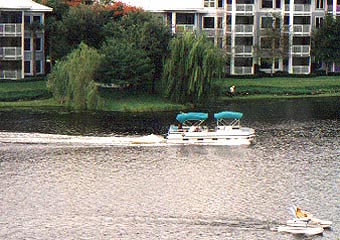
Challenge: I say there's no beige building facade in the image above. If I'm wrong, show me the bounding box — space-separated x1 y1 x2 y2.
0 0 52 80
122 0 339 75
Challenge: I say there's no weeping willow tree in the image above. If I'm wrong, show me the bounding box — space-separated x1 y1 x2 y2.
162 32 226 104
47 42 103 110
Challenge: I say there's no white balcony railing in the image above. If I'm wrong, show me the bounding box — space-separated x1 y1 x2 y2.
293 24 311 34
285 4 311 12
202 29 223 37
234 66 253 75
0 70 22 80
227 4 254 12
0 47 22 60
175 24 196 33
234 45 253 55
292 45 310 55
235 4 254 12
292 66 310 74
0 24 22 36
235 25 254 34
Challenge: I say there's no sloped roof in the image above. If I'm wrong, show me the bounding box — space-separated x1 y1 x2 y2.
121 0 203 11
0 0 52 12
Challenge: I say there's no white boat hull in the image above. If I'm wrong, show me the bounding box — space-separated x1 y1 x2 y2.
166 126 255 146
274 226 324 236
287 219 332 229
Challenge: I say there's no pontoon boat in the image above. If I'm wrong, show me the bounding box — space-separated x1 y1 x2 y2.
166 111 255 145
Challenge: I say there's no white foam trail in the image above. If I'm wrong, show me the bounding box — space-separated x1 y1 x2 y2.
0 132 167 146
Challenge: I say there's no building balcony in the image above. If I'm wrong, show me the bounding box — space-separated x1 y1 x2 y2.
292 45 310 55
0 47 22 60
234 25 254 34
285 4 311 12
234 66 253 75
234 45 253 56
0 24 22 37
175 24 196 33
226 4 254 13
292 65 310 74
0 70 22 80
202 29 223 37
293 24 311 34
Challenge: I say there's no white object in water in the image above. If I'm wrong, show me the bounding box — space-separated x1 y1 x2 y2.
273 225 324 236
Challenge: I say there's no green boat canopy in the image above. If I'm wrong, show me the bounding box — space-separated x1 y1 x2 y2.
214 111 243 120
176 112 208 123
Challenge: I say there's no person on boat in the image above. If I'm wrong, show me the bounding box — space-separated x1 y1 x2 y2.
189 126 196 132
296 207 321 224
296 207 310 218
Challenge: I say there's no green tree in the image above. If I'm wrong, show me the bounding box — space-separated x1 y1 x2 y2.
311 15 340 75
47 42 103 110
162 33 226 104
95 38 154 90
43 0 71 65
104 11 171 93
61 5 107 50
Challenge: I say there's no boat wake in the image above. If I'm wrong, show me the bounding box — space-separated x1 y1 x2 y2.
0 132 167 147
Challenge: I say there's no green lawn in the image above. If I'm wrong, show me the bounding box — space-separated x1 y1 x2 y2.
0 79 51 101
0 76 340 111
97 88 189 112
215 76 340 98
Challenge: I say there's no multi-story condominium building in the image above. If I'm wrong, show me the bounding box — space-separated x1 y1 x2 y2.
122 0 339 75
0 0 52 80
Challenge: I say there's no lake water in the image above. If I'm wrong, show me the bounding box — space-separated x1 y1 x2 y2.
0 97 339 239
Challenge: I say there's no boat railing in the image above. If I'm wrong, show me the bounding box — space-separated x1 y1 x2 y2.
182 119 206 127
216 118 241 127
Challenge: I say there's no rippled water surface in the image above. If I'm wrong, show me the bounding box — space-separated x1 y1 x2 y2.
0 98 339 239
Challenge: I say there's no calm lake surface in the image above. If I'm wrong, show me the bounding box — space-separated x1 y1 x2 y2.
0 97 339 240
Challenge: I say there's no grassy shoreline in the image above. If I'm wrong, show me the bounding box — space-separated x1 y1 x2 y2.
0 76 339 111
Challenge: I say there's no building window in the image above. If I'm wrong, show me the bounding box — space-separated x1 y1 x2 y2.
237 0 255 3
217 0 223 7
35 38 42 51
235 57 252 67
176 13 195 25
316 0 324 8
260 37 279 49
36 60 42 73
261 17 273 28
204 0 215 7
217 17 223 29
293 57 309 66
24 16 31 30
275 0 281 8
24 38 31 51
293 36 310 45
236 16 254 24
33 15 41 24
203 17 215 28
217 38 223 48
24 61 31 73
261 58 279 69
295 0 311 3
24 16 31 24
315 17 324 28
262 0 273 8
